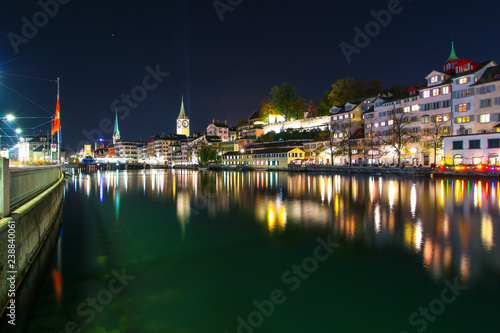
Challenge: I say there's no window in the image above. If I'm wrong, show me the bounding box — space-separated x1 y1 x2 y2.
366 123 372 128
430 76 439 83
469 140 481 149
477 85 496 94
435 114 450 122
442 87 450 94
488 139 500 148
455 89 473 99
459 77 469 84
480 99 492 108
453 141 464 150
432 89 440 97
457 103 468 112
442 100 451 108
388 120 394 125
421 115 430 123
422 90 430 98
479 114 491 123
380 121 386 127
404 106 411 113
457 116 471 123
411 105 420 111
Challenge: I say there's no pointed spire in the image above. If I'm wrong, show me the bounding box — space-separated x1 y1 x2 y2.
178 95 188 119
113 108 120 137
446 41 460 62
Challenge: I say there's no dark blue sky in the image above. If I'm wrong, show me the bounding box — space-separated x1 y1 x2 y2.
1 0 499 151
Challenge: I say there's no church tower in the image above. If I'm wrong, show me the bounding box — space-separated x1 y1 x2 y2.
443 42 460 74
113 109 121 144
176 96 190 137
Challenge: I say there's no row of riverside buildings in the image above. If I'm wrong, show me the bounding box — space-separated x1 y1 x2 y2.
88 44 500 168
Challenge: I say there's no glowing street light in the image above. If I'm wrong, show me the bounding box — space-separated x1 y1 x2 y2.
15 128 22 134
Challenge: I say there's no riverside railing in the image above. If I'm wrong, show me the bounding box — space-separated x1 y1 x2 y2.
0 158 62 218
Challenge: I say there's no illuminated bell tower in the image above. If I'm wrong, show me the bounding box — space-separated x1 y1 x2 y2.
176 95 190 137
113 109 121 144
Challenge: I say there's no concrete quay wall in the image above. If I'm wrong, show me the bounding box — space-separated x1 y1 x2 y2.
0 175 64 317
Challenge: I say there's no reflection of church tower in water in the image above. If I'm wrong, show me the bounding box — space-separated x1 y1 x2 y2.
176 96 190 137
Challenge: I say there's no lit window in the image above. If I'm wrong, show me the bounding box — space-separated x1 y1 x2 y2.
411 105 420 111
442 87 450 94
404 106 411 113
458 103 468 112
432 89 440 96
388 120 394 125
380 122 386 127
435 114 450 122
457 116 471 123
423 91 430 98
421 116 430 123
459 77 469 84
374 123 380 128
479 114 491 123
430 76 438 83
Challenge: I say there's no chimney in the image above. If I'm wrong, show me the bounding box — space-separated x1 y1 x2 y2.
213 118 215 124
225 119 227 125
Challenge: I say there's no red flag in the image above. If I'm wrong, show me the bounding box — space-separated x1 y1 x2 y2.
52 97 60 135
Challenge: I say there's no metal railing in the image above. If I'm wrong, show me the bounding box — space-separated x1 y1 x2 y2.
0 158 61 218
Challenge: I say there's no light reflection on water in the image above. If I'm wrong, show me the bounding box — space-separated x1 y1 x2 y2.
73 169 500 285
22 169 500 332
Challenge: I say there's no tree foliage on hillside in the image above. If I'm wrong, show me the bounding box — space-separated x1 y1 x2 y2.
198 144 220 166
327 78 384 106
270 82 305 121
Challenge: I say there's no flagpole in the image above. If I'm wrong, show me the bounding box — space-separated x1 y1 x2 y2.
57 77 60 164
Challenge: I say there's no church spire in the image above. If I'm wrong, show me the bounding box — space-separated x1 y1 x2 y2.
113 108 120 144
446 41 460 62
178 95 187 119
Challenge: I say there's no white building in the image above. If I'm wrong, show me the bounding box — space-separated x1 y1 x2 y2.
443 132 500 165
114 141 145 163
207 121 230 142
471 66 500 134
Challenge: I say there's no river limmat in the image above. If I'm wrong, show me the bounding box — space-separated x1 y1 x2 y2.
14 170 500 333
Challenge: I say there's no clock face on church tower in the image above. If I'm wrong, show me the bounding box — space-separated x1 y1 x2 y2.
177 120 182 128
182 120 189 128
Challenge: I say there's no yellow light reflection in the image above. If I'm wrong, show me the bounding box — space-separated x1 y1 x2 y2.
389 181 396 209
410 183 417 218
481 215 494 251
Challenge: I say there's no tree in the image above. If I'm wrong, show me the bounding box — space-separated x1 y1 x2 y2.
363 112 382 164
199 144 220 166
329 116 363 165
378 106 420 165
270 82 305 121
258 96 274 122
316 96 333 116
421 118 450 165
236 119 248 127
319 129 336 166
327 78 384 106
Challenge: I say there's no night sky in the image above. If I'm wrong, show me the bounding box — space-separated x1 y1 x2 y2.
1 0 499 152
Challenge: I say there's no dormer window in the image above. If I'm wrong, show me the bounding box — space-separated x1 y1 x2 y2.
431 76 439 83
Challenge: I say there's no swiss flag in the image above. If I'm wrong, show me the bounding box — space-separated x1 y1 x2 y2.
52 97 60 135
